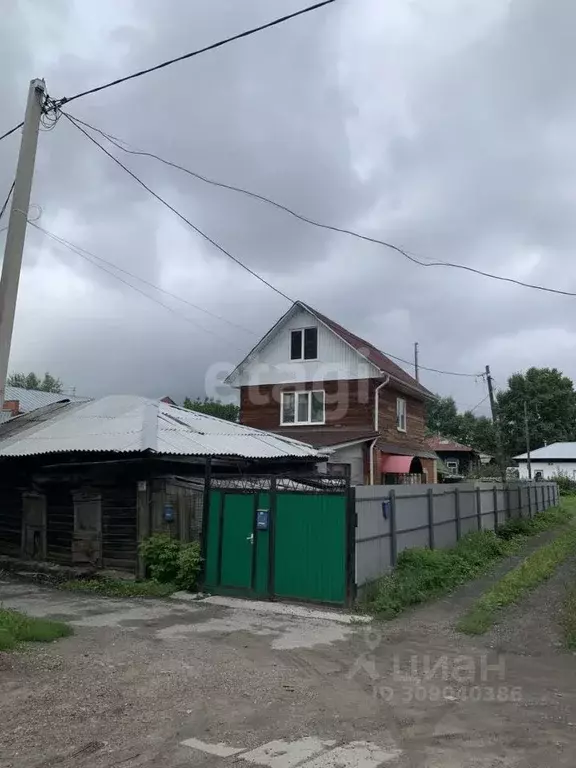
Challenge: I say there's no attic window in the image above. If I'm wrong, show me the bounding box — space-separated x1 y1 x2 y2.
290 328 317 360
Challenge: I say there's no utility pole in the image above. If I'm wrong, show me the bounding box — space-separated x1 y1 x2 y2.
524 399 532 480
414 342 419 382
0 78 45 409
485 364 506 482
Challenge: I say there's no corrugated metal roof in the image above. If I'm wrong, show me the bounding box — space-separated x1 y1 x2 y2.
4 386 87 412
0 395 323 460
515 442 576 461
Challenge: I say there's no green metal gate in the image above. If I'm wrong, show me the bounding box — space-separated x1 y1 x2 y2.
203 477 352 605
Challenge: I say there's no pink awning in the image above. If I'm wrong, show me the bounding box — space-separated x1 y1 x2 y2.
381 454 414 474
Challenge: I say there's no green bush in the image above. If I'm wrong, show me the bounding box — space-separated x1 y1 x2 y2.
553 473 576 496
176 542 202 591
138 534 202 591
139 533 180 583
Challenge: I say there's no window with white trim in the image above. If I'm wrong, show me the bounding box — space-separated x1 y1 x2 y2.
290 327 318 360
281 390 325 425
396 397 407 432
446 459 459 474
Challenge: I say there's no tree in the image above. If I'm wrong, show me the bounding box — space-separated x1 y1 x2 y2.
183 396 239 422
496 367 576 458
426 395 460 437
7 371 63 393
426 394 497 455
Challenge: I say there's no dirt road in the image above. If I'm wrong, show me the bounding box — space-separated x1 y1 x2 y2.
2 570 576 767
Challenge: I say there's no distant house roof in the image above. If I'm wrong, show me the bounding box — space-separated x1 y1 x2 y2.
226 300 433 399
425 435 476 453
0 394 323 461
515 442 576 461
4 386 88 412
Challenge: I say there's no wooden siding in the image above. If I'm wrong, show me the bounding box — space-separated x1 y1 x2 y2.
102 485 137 571
241 379 428 448
0 487 23 556
46 485 74 564
241 378 375 432
377 387 427 449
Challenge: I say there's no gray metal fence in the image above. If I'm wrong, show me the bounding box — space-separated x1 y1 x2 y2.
355 481 559 587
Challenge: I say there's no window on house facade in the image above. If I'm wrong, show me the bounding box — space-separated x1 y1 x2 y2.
281 390 325 425
290 328 318 360
446 459 459 474
396 397 407 432
326 463 351 479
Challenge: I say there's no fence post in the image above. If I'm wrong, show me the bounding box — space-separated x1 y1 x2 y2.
454 487 461 541
476 487 482 530
493 485 498 531
427 488 435 550
517 486 523 518
389 490 397 567
547 484 551 509
506 486 511 520
527 484 532 519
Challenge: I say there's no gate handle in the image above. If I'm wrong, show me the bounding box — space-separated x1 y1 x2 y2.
246 533 254 544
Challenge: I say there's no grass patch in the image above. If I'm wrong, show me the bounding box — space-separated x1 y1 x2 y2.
0 608 72 651
364 530 514 619
560 585 576 650
458 524 576 635
58 578 177 598
364 503 574 620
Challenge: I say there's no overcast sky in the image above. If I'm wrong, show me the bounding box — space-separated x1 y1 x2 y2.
1 0 575 413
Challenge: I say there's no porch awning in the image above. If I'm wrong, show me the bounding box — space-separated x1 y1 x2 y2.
381 454 414 474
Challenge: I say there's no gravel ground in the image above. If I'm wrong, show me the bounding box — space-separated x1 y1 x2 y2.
484 552 576 657
2 530 576 768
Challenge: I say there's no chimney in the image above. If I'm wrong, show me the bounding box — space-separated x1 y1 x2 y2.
2 399 20 417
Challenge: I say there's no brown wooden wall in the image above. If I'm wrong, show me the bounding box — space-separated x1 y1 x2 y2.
0 486 23 556
377 387 427 448
240 379 375 431
240 379 428 449
46 484 74 564
102 485 137 571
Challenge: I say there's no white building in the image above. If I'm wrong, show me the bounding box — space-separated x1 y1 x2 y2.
515 442 576 480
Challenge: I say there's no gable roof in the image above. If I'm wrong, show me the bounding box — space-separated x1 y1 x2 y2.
425 435 476 453
0 394 323 461
226 300 432 399
300 303 432 398
515 442 576 461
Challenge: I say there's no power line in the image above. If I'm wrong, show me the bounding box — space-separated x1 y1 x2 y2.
28 221 257 336
52 1 336 109
27 221 247 351
0 122 24 143
60 118 483 379
66 113 576 300
0 181 15 222
63 112 294 303
465 393 490 414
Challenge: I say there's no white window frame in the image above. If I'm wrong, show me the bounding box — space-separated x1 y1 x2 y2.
289 327 318 362
396 397 407 432
446 459 459 474
280 390 325 425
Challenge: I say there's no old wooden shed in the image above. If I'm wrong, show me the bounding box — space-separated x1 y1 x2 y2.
0 394 323 575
